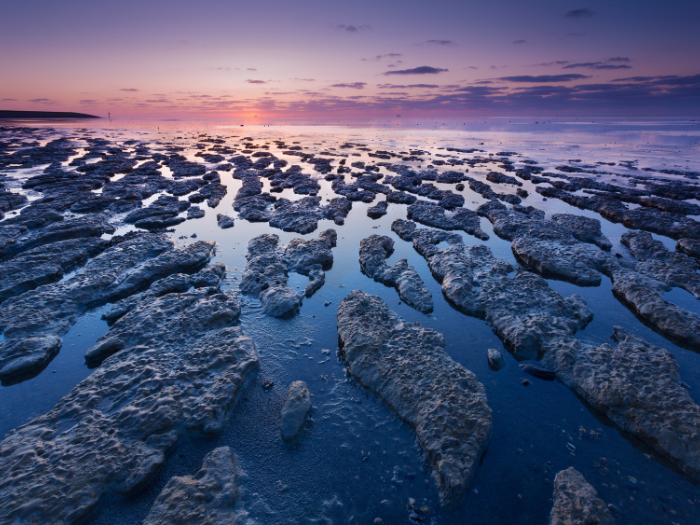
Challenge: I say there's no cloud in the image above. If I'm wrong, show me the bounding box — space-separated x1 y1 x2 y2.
336 24 370 32
500 74 590 82
119 88 139 92
416 40 457 46
533 60 571 67
468 66 478 70
247 68 257 71
384 66 448 76
331 82 367 89
563 62 631 70
608 57 631 62
512 40 527 45
291 78 316 82
79 99 97 104
362 53 402 62
246 80 267 84
1 98 17 101
28 98 53 103
377 83 440 89
565 8 595 18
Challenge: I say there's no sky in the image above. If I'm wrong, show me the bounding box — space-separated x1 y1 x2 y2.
2 0 699 118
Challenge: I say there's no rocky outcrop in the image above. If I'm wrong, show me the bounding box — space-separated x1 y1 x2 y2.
143 447 245 525
359 235 433 313
392 219 593 358
552 213 612 250
125 194 190 230
280 381 312 442
337 290 492 508
549 467 615 525
0 284 259 525
677 238 700 260
0 237 107 304
367 200 388 219
0 214 113 261
217 213 234 229
0 235 216 380
99 262 226 326
407 201 488 240
240 230 336 316
479 201 615 286
609 268 700 348
542 328 700 481
622 230 700 299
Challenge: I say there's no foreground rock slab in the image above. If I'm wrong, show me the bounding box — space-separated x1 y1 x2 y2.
280 380 312 442
550 467 615 525
359 234 433 313
0 284 259 525
0 234 216 380
143 447 245 525
337 290 492 508
542 328 700 480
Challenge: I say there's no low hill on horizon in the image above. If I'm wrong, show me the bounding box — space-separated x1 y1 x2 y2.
0 110 100 119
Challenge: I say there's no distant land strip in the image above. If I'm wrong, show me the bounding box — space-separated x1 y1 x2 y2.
0 110 100 119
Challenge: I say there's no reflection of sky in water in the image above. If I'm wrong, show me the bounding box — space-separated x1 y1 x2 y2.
1 119 699 525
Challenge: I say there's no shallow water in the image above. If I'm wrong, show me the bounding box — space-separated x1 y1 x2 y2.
1 117 699 524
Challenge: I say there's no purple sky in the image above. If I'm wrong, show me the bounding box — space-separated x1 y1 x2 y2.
2 0 699 117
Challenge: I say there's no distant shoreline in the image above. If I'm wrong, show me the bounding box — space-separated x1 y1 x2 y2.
0 110 100 119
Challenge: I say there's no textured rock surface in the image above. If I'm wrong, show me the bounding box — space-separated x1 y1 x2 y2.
393 220 593 358
0 237 107 303
407 201 488 240
280 380 312 442
487 348 506 370
552 213 613 250
359 234 433 313
0 235 215 379
677 238 700 260
610 268 700 348
0 285 259 524
542 328 700 480
622 230 700 299
0 214 113 260
240 230 336 315
217 213 234 229
479 201 614 286
337 290 492 508
549 467 615 525
143 447 244 525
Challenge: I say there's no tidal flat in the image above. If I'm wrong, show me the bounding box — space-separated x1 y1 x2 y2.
0 117 699 524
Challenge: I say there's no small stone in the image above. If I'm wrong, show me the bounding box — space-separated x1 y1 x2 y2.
487 348 506 370
280 381 312 442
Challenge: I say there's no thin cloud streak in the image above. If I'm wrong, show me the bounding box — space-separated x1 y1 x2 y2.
384 66 448 76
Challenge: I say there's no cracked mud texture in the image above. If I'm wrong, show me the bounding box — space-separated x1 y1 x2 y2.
549 467 615 525
0 283 259 525
337 290 492 508
541 327 700 480
0 234 215 380
359 234 433 313
280 380 312 442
